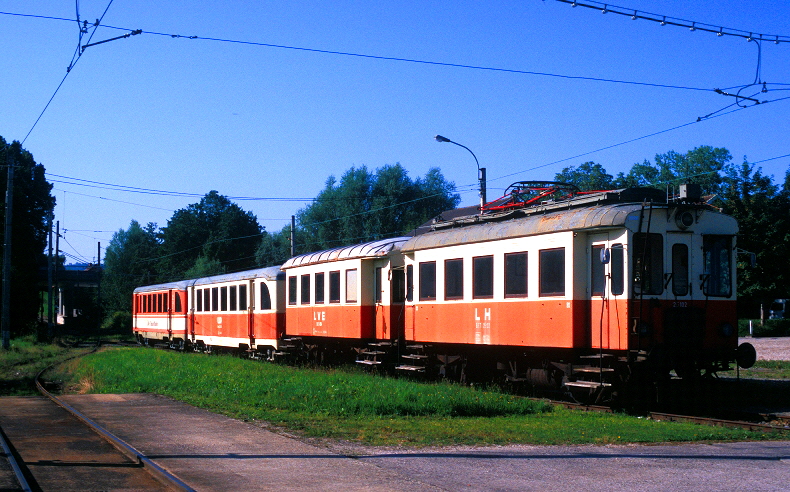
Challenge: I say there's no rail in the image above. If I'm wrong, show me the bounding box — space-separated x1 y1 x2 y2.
34 345 195 492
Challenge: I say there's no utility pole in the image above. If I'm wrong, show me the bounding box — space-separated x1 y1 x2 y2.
1 149 14 350
290 215 296 257
96 242 101 339
47 213 54 339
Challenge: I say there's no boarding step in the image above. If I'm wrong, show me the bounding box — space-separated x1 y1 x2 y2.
401 354 428 360
356 359 382 366
406 344 425 350
395 364 426 372
578 354 614 360
368 341 393 347
361 350 387 356
573 366 615 374
565 380 612 389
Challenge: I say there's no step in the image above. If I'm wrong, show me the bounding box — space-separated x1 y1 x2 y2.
573 366 615 374
356 359 382 366
395 365 426 372
406 344 425 350
579 354 614 360
565 380 612 389
362 350 386 356
368 341 393 347
401 354 428 360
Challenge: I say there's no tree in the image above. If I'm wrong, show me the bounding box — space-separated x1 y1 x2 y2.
102 221 161 313
295 164 460 252
718 160 789 317
615 146 731 195
0 138 56 336
158 191 262 280
554 161 614 191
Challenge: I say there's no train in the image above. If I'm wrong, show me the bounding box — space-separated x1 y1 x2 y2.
133 182 757 402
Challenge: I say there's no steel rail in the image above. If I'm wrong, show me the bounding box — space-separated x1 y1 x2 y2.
0 424 31 492
34 347 195 492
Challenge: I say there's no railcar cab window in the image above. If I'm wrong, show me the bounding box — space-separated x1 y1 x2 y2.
473 256 494 299
288 276 297 305
375 267 383 303
419 261 436 300
672 243 690 296
444 259 463 300
702 235 733 297
539 248 565 296
346 269 358 303
301 274 311 305
405 265 414 302
329 271 341 303
591 245 606 297
259 282 272 310
633 233 663 295
315 272 325 304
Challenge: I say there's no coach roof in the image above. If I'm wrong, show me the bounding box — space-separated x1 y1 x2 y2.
282 236 409 269
133 266 283 293
401 202 650 252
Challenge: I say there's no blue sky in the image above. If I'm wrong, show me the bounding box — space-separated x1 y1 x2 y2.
2 1 788 265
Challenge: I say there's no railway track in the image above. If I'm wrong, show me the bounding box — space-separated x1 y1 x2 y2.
0 349 194 492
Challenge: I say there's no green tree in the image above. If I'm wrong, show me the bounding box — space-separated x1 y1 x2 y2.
102 221 161 313
0 138 56 336
615 146 731 195
719 160 789 317
295 164 459 252
554 161 615 191
158 191 262 280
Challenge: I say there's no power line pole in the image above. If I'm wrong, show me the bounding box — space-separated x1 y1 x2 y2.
1 149 15 350
47 213 54 339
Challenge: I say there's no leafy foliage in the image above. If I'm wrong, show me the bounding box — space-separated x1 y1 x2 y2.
0 138 56 335
102 221 161 313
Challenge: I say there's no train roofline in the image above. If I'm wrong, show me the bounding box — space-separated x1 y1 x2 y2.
282 236 410 269
133 265 284 293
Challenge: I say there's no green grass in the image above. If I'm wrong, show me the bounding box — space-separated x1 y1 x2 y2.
730 360 790 380
0 336 92 395
61 347 782 447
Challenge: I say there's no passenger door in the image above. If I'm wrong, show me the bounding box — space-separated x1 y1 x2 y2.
589 234 627 350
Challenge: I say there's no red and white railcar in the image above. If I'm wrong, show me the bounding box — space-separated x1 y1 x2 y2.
280 237 408 359
133 266 285 354
397 187 750 387
133 281 190 347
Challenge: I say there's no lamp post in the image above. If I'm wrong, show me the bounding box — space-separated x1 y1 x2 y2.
434 135 486 210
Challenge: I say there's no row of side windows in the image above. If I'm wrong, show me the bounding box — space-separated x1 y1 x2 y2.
194 283 273 312
137 292 183 313
288 269 357 305
408 249 566 301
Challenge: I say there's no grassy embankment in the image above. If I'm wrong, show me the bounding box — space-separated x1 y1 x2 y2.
52 346 783 447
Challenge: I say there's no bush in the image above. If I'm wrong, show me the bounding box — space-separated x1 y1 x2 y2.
738 318 790 337
101 311 132 335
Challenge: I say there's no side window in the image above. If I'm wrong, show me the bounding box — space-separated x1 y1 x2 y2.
703 235 733 297
633 233 663 295
174 292 183 313
444 259 463 300
211 287 219 311
315 272 325 304
196 289 203 312
288 276 297 305
505 252 528 297
346 269 358 303
260 282 272 310
539 248 565 296
239 285 248 311
329 271 341 303
229 285 238 311
611 244 624 296
203 289 211 312
473 256 494 298
220 286 228 311
672 243 689 296
419 261 436 300
591 245 605 297
301 274 311 305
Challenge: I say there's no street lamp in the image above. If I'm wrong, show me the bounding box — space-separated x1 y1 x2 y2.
434 135 486 210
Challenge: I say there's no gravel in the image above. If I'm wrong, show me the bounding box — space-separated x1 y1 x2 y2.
739 337 790 361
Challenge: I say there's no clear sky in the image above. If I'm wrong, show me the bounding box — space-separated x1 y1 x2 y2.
2 1 788 265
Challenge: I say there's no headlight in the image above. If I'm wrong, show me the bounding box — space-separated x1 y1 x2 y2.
718 322 735 338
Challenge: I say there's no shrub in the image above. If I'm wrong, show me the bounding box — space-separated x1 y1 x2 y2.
738 319 790 337
101 311 132 335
